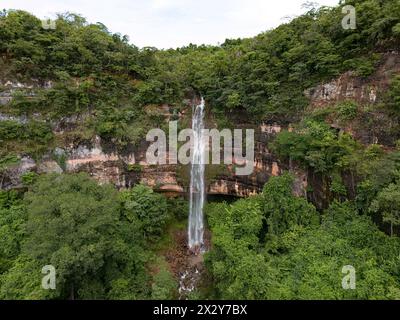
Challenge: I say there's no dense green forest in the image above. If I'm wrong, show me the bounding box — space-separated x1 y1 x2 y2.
1 0 400 299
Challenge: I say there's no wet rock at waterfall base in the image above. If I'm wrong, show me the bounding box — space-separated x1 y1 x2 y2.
164 229 211 299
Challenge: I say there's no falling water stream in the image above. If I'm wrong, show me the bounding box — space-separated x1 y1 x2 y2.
188 97 206 251
178 98 206 299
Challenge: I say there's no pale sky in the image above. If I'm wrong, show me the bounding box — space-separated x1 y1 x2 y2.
1 0 340 49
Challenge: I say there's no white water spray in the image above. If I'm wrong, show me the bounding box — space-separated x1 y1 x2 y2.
188 98 206 250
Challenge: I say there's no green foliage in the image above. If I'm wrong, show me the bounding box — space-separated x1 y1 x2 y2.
0 196 25 274
167 197 189 221
205 198 273 299
0 255 55 300
226 92 241 109
1 0 400 301
393 23 400 36
0 11 142 79
206 191 400 300
152 0 398 119
0 173 152 300
127 164 143 173
52 149 67 172
151 266 177 300
337 100 358 121
387 75 400 114
206 175 320 299
94 106 156 150
364 144 385 159
0 120 54 157
265 201 400 300
0 190 21 208
272 121 360 173
329 172 347 198
21 173 122 298
0 10 179 151
343 54 381 77
21 172 37 186
120 184 170 241
0 0 398 153
261 173 318 237
0 154 19 172
307 107 334 122
370 182 400 236
3 0 391 125
356 151 400 212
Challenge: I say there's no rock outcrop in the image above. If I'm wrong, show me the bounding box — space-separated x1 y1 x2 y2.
306 52 400 108
305 52 400 146
1 124 287 198
0 77 293 196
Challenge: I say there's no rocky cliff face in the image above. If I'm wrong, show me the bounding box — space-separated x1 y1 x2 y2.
300 52 400 209
3 52 397 198
1 116 289 198
0 76 295 197
0 79 52 106
307 52 400 107
305 52 400 146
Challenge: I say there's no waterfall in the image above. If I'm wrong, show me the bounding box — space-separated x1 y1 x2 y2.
188 97 206 251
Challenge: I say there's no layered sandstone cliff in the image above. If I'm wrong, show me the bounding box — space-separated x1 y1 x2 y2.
2 52 398 200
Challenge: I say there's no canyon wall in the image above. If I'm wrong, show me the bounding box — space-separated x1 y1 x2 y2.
1 109 288 198
0 77 292 197
2 52 398 200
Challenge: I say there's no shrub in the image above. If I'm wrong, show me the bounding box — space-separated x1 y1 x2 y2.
337 100 358 121
21 172 37 186
342 55 380 77
387 75 400 114
120 184 170 240
127 164 142 173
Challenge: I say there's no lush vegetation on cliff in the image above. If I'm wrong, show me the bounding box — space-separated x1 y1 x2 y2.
1 0 400 134
1 0 400 300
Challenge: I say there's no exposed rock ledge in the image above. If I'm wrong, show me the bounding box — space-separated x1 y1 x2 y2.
0 78 305 198
1 123 301 199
